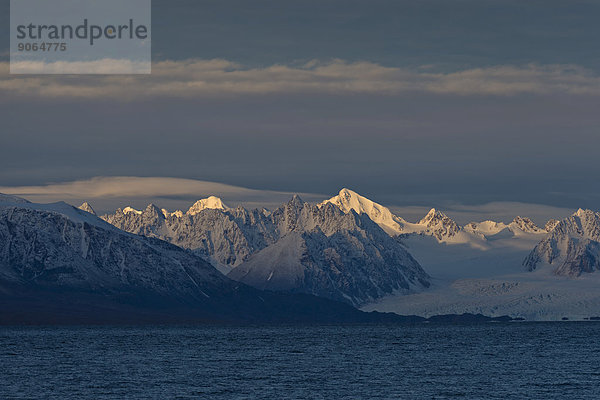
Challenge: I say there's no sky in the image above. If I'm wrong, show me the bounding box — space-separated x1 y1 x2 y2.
1 0 599 222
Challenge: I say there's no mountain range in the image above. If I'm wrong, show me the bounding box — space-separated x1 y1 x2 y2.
524 208 600 276
99 188 600 320
2 187 600 322
103 193 430 306
102 188 561 269
0 194 414 324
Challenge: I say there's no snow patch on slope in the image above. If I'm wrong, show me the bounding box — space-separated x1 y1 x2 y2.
464 220 508 236
122 206 142 215
228 232 306 291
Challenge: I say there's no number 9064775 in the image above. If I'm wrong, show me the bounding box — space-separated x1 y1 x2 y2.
17 42 67 51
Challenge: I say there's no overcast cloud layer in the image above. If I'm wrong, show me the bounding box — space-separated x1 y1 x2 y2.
0 176 324 212
1 1 599 213
3 60 600 99
0 176 576 225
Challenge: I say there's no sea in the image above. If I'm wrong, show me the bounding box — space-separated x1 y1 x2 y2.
1 323 599 399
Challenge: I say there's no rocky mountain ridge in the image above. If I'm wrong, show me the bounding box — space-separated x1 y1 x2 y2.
523 209 600 276
0 195 400 324
103 194 430 306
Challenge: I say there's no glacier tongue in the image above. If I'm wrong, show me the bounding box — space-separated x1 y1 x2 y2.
362 273 600 321
365 208 600 321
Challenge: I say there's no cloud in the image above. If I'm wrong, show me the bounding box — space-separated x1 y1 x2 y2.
9 59 150 75
1 59 600 100
389 202 576 226
0 176 325 214
0 176 577 224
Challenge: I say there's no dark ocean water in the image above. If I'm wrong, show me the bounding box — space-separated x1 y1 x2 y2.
1 323 599 399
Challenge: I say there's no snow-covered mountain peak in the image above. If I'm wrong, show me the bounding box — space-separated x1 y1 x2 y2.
161 208 185 218
337 188 360 203
572 209 600 239
122 206 142 215
322 191 469 242
101 192 430 305
463 220 508 236
0 193 31 204
187 196 229 215
287 194 305 207
170 210 185 218
326 188 385 215
544 219 560 233
1 199 118 231
572 208 599 224
225 199 430 306
415 208 460 241
78 202 96 215
463 217 547 240
509 216 545 234
145 203 163 214
320 188 406 235
418 208 445 226
524 209 600 276
139 204 167 223
417 208 455 229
